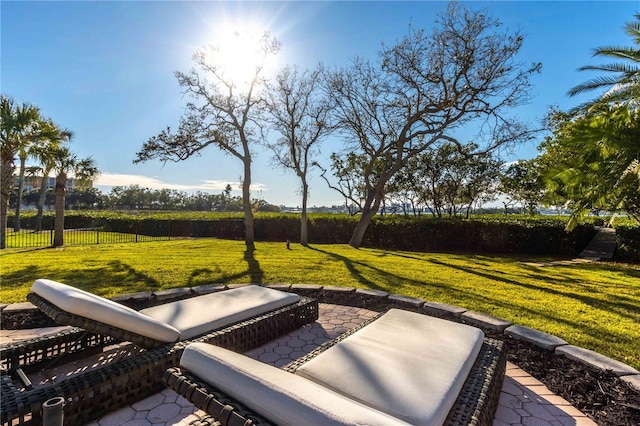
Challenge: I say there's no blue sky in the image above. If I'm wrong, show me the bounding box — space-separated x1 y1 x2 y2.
2 1 637 207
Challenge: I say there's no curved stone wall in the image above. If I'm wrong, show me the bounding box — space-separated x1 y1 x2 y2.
1 283 638 390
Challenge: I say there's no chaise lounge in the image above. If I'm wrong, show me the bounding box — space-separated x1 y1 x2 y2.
1 279 318 426
165 309 507 426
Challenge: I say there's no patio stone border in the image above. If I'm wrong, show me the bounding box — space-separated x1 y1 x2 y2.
2 283 639 391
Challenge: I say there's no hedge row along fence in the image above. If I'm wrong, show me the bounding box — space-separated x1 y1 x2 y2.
6 212 606 256
616 225 640 263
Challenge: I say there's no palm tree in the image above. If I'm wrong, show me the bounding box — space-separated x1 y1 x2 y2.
568 13 640 110
14 119 62 231
50 147 99 247
0 96 43 249
29 124 73 231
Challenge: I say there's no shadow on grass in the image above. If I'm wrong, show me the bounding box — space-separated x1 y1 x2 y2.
425 257 640 322
210 243 264 285
242 244 264 284
0 260 160 296
305 244 458 295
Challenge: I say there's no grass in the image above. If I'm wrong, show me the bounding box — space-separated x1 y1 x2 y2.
1 239 638 370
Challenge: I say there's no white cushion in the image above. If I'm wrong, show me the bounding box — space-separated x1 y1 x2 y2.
181 342 410 426
296 309 484 426
30 279 180 343
140 285 300 340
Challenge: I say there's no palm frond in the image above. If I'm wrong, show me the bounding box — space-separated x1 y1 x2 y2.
591 46 640 62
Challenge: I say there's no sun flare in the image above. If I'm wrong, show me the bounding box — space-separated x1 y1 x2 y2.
209 23 279 91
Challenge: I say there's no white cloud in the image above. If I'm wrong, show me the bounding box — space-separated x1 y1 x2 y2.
94 173 268 194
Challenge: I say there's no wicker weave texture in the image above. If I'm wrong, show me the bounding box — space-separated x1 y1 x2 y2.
1 327 116 373
165 329 506 426
1 297 318 426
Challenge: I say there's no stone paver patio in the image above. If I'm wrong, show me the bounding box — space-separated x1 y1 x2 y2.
2 304 596 426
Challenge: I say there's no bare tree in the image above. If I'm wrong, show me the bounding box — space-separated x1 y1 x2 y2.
135 32 280 247
264 65 331 245
324 3 541 248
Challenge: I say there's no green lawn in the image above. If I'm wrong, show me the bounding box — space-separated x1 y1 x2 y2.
1 239 638 370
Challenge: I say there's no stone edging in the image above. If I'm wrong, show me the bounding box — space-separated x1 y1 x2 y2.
1 283 639 391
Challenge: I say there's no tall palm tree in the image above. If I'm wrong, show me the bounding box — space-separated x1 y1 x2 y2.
50 146 99 247
14 119 62 231
29 124 73 231
0 96 43 249
568 13 640 110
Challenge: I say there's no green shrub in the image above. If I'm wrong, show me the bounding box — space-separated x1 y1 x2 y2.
616 225 640 263
6 211 599 256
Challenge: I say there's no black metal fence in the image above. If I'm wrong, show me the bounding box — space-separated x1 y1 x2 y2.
5 224 171 248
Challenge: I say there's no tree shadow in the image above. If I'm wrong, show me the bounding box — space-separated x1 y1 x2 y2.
242 243 264 284
305 245 448 294
0 260 160 296
426 257 640 321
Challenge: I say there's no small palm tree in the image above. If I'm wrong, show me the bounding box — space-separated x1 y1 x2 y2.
568 13 640 110
51 146 99 247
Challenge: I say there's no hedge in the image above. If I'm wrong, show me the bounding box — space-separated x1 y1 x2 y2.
615 225 640 263
6 212 601 256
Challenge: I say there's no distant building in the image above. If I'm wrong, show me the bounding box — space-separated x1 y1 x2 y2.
12 174 88 192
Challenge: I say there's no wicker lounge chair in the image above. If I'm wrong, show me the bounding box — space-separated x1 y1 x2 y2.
1 280 318 426
165 309 507 426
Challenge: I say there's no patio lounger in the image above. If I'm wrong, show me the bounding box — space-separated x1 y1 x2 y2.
1 279 318 426
165 309 507 426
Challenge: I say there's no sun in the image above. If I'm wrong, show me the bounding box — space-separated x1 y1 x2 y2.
209 23 279 91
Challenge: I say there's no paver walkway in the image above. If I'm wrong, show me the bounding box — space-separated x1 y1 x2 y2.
523 226 617 267
579 226 617 260
1 304 596 426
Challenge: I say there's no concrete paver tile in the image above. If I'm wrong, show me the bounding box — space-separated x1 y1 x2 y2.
574 417 598 426
522 416 555 426
147 402 180 423
273 345 294 355
502 377 527 396
522 402 559 422
498 393 523 409
537 394 574 406
512 375 545 387
274 358 292 368
494 404 523 424
121 420 151 426
557 415 598 426
287 337 306 348
257 352 280 363
552 404 594 418
131 393 164 411
96 407 136 425
303 344 319 352
522 384 555 396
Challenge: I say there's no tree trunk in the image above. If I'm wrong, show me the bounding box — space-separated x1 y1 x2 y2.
35 168 51 232
300 179 309 246
348 189 383 249
53 172 66 247
242 158 255 248
0 154 13 249
14 156 26 232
